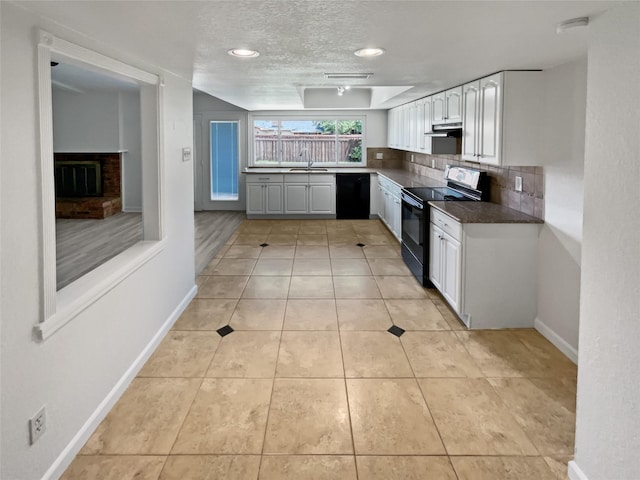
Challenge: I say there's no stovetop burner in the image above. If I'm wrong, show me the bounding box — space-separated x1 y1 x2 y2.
403 186 473 203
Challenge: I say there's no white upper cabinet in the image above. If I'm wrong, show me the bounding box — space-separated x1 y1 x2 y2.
444 86 463 123
432 87 462 124
461 71 543 166
478 74 502 165
416 100 425 152
431 92 446 124
402 105 411 150
408 102 418 151
461 81 480 161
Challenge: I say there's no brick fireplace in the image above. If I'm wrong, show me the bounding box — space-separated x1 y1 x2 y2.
54 152 122 219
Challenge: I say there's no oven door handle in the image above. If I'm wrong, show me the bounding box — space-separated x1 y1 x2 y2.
401 194 423 210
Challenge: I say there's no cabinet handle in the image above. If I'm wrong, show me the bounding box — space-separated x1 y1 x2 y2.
258 177 270 180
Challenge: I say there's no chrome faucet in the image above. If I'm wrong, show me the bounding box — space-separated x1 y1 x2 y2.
299 147 312 169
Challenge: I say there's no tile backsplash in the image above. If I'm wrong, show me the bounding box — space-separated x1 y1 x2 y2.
366 148 544 219
406 151 544 219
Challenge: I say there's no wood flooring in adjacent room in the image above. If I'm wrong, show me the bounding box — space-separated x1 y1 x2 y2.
56 210 245 290
61 219 577 480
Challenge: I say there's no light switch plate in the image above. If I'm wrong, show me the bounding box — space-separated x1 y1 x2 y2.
182 147 192 162
376 152 383 160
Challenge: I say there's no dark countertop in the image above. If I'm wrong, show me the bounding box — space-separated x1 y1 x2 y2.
242 167 446 188
244 166 542 224
429 201 544 224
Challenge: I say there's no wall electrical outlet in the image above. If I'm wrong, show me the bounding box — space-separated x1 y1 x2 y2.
431 159 436 168
411 154 415 163
515 176 523 192
29 406 47 445
376 152 383 160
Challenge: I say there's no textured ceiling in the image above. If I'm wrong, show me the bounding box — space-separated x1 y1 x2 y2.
16 0 617 110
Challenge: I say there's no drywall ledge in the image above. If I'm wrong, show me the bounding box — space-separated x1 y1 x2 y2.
40 284 197 480
34 240 166 340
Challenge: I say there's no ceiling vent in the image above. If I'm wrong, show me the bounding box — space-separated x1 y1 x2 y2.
324 73 373 80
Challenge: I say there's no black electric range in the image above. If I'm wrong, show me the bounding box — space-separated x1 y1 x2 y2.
400 166 489 287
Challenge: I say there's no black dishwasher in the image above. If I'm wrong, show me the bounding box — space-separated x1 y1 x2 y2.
336 173 370 219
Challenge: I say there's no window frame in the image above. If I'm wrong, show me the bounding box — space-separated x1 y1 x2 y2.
35 30 165 340
250 114 366 166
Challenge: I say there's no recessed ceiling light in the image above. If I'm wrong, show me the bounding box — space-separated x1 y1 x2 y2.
354 48 385 58
556 17 589 34
228 48 260 58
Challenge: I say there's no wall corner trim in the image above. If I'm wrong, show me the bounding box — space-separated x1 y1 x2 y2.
534 317 578 364
568 460 589 480
40 284 197 480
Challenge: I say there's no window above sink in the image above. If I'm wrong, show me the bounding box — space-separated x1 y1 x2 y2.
250 116 365 167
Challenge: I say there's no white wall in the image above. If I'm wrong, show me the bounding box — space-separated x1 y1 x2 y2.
119 91 142 211
52 87 143 210
52 89 120 152
194 91 247 113
0 4 195 479
571 3 640 480
535 58 587 362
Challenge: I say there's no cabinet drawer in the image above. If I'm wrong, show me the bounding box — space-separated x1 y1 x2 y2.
246 174 283 183
285 174 309 183
309 174 335 184
431 208 462 241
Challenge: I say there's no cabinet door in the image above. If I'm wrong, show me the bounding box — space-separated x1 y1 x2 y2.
403 106 411 149
308 183 335 214
387 108 397 148
377 186 385 220
384 191 394 231
462 81 480 161
416 100 425 152
265 183 283 214
442 232 462 313
392 193 402 240
408 102 418 152
423 98 433 154
284 184 308 214
429 223 443 290
246 183 265 214
432 92 446 124
445 86 463 123
382 189 393 228
478 73 502 166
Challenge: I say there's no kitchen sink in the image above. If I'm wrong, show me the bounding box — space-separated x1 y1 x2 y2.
288 167 329 172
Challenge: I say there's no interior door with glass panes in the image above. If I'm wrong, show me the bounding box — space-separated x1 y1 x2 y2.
198 114 246 210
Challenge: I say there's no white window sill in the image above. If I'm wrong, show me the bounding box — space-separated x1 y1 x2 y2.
34 239 166 341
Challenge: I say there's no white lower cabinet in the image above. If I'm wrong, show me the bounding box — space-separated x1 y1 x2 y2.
284 174 335 215
429 207 540 329
430 224 462 313
284 183 308 214
377 174 401 241
246 175 284 215
308 183 334 214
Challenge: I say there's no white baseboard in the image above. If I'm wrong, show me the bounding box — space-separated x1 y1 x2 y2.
534 317 578 364
568 460 589 480
42 284 197 480
122 206 142 213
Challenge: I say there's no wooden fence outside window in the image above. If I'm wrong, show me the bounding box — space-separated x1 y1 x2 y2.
254 134 362 163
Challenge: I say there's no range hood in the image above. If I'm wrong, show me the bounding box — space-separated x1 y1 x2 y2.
426 122 462 137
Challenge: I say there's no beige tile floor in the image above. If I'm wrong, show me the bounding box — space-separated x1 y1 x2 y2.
63 219 577 480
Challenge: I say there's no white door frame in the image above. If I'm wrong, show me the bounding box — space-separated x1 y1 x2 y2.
194 111 246 211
